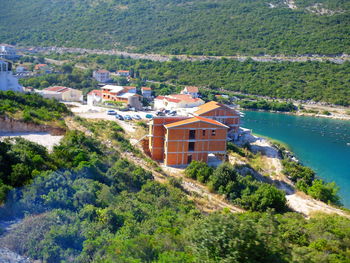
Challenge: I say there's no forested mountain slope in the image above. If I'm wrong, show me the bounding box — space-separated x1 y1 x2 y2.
1 0 349 55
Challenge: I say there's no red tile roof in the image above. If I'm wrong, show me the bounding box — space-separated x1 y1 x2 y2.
169 94 201 103
34 64 48 70
88 90 102 96
123 86 136 91
44 86 69 93
117 70 130 73
194 101 239 116
164 116 228 129
95 69 109 73
184 86 198 93
142 87 152 91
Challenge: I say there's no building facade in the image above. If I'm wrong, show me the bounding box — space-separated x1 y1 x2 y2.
116 70 130 77
194 101 240 137
154 94 204 110
0 60 23 92
181 86 199 98
87 90 103 106
0 45 18 60
148 116 228 166
39 86 83 102
93 70 111 83
141 87 152 98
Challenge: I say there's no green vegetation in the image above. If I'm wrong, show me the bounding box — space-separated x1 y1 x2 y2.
282 159 341 205
0 90 70 125
19 69 98 96
1 0 350 55
0 94 349 262
185 161 288 212
56 54 350 105
238 99 297 112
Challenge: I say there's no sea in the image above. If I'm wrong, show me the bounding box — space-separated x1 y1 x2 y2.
242 110 350 208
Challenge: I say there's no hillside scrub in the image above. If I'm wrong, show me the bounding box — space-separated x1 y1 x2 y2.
0 90 71 125
185 161 288 212
1 0 350 55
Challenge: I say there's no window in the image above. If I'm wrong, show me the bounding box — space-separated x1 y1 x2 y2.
188 142 195 151
202 130 206 136
189 130 196 139
211 130 216 136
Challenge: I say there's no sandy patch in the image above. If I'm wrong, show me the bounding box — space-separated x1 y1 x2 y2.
0 132 63 151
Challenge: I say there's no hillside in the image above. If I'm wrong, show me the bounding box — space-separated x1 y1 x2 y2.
1 0 350 55
0 94 349 262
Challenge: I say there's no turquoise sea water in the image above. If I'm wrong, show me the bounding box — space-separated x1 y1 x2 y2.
242 111 350 208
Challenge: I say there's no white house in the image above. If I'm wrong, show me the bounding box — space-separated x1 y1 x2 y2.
181 86 199 98
141 87 152 98
116 70 130 77
87 89 103 106
16 66 28 73
0 60 24 92
93 69 111 83
154 94 204 110
38 86 83 102
0 45 18 60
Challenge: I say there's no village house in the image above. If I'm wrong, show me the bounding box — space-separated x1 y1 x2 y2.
193 101 240 139
148 116 228 166
181 86 199 98
38 86 83 102
154 94 204 110
0 60 24 92
87 89 103 106
34 64 52 74
116 70 130 77
141 87 152 99
101 85 142 109
16 65 28 73
93 69 111 83
0 45 18 60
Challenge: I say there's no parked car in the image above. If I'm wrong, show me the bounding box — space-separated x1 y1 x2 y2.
145 114 153 119
115 114 124 120
156 111 165 116
133 114 141 120
124 115 132 120
164 109 170 114
107 110 117 115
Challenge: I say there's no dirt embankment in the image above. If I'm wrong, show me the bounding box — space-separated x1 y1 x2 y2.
0 116 65 135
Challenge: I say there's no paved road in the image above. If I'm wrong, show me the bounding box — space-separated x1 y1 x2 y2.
19 46 350 64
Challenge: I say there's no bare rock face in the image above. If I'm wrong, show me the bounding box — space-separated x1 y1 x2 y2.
0 116 65 135
0 248 32 263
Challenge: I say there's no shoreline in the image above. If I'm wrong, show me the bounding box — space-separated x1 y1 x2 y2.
236 130 350 218
241 107 350 121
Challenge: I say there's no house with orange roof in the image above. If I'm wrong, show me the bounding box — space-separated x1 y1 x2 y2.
93 69 111 83
34 64 52 74
181 86 199 98
154 94 204 110
193 101 240 138
116 70 130 77
101 85 142 109
148 115 228 166
38 86 83 102
87 89 103 106
141 87 152 98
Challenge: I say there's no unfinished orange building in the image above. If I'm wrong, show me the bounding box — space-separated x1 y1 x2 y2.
194 101 240 138
148 116 228 166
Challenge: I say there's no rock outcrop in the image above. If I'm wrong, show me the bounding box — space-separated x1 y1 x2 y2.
0 116 65 135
